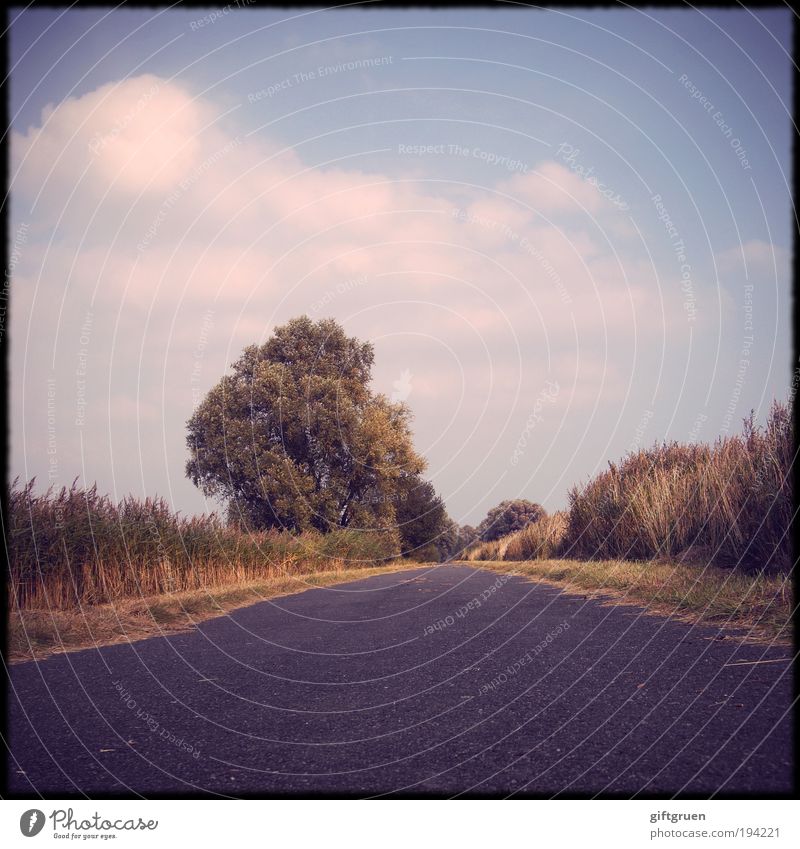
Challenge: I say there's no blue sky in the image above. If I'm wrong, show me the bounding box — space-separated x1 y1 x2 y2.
7 6 793 526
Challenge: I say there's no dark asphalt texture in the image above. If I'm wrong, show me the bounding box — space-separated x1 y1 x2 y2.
5 565 795 797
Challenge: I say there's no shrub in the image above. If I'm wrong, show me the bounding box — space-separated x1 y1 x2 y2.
412 542 441 562
395 476 450 558
476 499 546 541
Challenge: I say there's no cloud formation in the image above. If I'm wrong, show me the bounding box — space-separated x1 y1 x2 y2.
8 74 735 521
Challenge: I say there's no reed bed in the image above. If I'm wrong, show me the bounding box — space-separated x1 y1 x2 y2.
466 399 793 574
503 511 569 561
466 513 568 562
6 479 399 609
561 400 793 572
465 537 507 562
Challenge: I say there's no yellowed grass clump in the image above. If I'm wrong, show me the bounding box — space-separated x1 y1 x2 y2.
503 511 568 561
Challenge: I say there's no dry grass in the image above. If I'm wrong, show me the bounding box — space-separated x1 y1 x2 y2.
503 511 568 561
7 479 399 609
465 399 793 576
460 558 793 644
464 537 505 562
561 400 793 572
466 514 568 562
8 560 423 664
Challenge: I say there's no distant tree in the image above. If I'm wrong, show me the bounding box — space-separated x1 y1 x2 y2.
431 521 477 561
395 475 449 559
186 316 425 533
450 523 479 558
476 499 546 541
436 518 460 561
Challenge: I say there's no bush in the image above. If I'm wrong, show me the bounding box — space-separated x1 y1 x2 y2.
465 512 568 562
476 499 546 541
412 542 441 562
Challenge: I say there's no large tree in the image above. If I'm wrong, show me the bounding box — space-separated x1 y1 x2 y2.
186 317 425 533
476 499 546 541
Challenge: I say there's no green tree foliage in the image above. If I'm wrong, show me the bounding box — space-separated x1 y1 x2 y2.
450 523 478 559
435 518 460 561
186 316 425 534
430 519 476 562
476 499 546 541
395 475 449 559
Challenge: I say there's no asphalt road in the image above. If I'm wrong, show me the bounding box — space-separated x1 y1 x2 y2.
5 565 795 797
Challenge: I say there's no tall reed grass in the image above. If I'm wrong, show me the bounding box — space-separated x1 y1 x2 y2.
503 512 568 561
466 399 793 574
464 537 506 562
561 400 793 572
465 513 568 562
6 479 399 609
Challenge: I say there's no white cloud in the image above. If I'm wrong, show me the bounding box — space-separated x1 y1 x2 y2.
715 239 790 282
498 161 608 215
13 75 218 200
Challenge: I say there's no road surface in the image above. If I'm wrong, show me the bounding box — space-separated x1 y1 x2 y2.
5 565 794 797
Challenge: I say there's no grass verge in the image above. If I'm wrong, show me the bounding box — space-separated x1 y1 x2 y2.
8 561 426 664
457 558 793 645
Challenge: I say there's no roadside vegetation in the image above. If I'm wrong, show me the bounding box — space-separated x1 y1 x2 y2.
467 398 793 575
7 480 400 609
461 399 794 643
561 400 793 572
467 511 568 562
7 318 458 615
474 499 546 541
